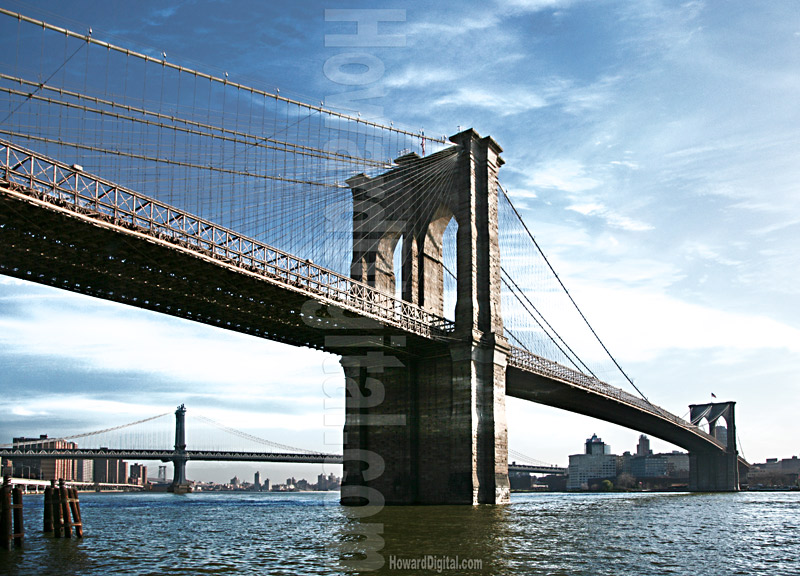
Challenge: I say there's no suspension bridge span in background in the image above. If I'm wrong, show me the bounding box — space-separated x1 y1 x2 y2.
0 405 567 493
0 9 745 504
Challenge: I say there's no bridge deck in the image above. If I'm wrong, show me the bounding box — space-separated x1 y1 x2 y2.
0 448 565 474
508 349 736 456
0 139 453 356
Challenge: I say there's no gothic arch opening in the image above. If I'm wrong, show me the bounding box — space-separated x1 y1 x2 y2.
393 234 403 300
442 217 457 320
420 203 457 318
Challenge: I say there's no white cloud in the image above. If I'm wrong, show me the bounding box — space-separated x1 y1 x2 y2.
432 86 548 116
682 241 741 267
525 159 601 193
499 0 576 12
384 66 462 89
0 290 331 392
572 283 800 364
406 13 500 39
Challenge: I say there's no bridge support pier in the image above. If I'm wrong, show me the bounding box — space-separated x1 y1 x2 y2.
170 404 191 494
340 339 510 505
688 402 739 491
341 129 510 505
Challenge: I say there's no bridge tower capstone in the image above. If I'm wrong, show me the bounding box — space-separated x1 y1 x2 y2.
341 129 510 505
170 404 190 494
688 401 739 491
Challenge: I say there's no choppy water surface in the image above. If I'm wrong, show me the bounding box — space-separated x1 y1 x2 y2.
2 491 798 575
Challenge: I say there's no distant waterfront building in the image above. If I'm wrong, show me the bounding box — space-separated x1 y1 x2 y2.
749 456 800 487
129 463 148 486
629 436 689 481
631 454 667 478
753 456 800 474
94 456 124 484
662 452 690 477
254 471 262 491
316 472 341 491
568 434 618 490
12 435 77 480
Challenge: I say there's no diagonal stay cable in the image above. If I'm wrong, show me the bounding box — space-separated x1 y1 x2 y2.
500 267 596 377
499 184 655 407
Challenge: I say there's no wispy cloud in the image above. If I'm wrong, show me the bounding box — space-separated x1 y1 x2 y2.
575 282 800 363
682 241 742 267
431 86 547 116
525 159 600 193
0 288 331 393
567 201 654 232
497 0 576 13
384 66 462 89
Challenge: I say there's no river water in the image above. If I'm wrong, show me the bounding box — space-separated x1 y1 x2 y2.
2 491 798 575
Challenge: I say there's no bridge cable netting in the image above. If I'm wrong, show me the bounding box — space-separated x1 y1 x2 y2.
0 8 455 281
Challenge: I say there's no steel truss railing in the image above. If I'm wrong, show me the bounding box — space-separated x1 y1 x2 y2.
0 139 455 340
508 346 725 448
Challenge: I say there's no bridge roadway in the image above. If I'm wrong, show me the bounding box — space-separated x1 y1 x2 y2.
0 139 733 462
0 448 566 475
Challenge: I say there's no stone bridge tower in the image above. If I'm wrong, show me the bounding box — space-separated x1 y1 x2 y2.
689 401 740 491
340 129 510 505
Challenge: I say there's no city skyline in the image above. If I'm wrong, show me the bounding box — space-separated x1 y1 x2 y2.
1 0 800 477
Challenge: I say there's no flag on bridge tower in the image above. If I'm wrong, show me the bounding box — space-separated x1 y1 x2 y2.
711 393 717 398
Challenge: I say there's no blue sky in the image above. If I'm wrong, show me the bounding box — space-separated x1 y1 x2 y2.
1 0 799 482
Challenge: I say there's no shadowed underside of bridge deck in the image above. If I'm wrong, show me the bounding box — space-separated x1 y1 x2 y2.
0 183 446 360
507 367 717 454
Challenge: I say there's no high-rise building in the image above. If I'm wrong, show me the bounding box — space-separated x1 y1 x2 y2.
118 461 129 485
129 463 148 486
94 456 124 484
568 434 618 490
585 433 611 455
76 459 94 482
254 471 262 491
636 435 652 457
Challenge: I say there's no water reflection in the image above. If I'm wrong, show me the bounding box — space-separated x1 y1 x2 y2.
336 504 511 575
4 491 799 576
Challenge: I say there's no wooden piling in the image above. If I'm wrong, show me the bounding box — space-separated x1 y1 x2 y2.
59 480 72 538
50 480 63 538
1 476 11 550
11 487 23 547
43 485 54 533
68 488 83 538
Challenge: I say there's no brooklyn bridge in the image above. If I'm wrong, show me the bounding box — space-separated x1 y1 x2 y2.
0 8 745 504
